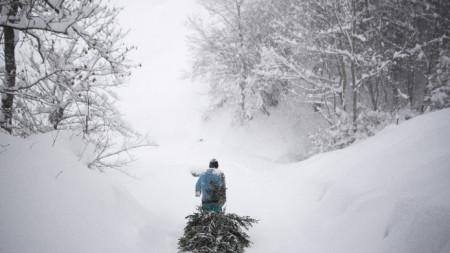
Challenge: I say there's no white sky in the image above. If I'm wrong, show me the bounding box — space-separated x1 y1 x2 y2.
111 0 208 144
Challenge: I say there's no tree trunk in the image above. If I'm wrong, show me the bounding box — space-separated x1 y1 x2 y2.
392 82 399 109
52 107 65 130
421 4 441 112
367 78 377 111
236 0 249 120
351 0 358 130
407 59 415 107
1 26 17 133
338 55 347 112
351 59 357 128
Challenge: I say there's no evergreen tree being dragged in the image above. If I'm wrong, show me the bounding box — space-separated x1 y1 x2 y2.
178 207 258 253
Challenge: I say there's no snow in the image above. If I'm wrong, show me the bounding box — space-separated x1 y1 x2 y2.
113 108 450 252
112 0 207 144
1 109 450 252
0 132 171 253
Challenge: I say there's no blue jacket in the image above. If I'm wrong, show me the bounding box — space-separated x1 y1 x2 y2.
196 169 226 203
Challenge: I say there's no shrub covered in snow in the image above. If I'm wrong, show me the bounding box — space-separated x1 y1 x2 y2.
428 51 450 111
308 108 420 155
178 207 258 253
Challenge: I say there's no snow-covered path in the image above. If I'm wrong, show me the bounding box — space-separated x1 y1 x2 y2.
2 109 449 253
109 143 299 252
111 109 450 253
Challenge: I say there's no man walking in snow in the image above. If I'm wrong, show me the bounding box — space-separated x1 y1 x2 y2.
195 159 226 212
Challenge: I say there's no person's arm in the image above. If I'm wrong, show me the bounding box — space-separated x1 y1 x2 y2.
195 175 202 197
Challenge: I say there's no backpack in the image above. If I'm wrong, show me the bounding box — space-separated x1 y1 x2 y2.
206 173 226 203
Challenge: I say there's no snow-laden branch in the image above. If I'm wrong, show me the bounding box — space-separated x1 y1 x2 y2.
0 69 66 93
263 47 338 88
355 60 391 89
0 0 99 35
87 138 158 171
407 35 450 55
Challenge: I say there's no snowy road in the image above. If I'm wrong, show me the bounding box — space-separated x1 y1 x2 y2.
2 110 449 252
110 109 450 253
110 143 301 252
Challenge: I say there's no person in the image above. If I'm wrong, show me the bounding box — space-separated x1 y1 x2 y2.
195 159 226 212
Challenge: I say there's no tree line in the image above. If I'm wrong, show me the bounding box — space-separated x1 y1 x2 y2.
188 0 449 154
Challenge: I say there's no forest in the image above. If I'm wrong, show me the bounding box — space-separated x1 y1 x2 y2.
0 0 449 162
187 0 449 154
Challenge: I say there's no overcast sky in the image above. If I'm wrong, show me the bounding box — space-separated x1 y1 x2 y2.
112 0 208 144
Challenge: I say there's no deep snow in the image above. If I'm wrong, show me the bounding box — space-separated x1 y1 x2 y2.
0 132 171 253
1 109 450 253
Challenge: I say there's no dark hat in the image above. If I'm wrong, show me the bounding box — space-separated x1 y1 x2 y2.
209 159 219 168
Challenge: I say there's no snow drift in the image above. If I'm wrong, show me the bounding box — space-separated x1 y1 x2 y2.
0 132 169 253
245 108 450 253
1 109 449 253
107 108 450 253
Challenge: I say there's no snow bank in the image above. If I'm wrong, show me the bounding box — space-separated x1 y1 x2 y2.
0 132 169 253
2 108 449 253
103 109 450 253
254 108 450 253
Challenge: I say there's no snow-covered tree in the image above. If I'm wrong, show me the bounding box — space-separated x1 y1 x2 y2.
429 51 450 110
254 0 449 153
0 0 110 132
178 207 257 253
187 0 289 122
0 0 149 170
376 0 450 112
187 0 449 155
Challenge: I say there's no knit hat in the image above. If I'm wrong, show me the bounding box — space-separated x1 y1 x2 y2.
209 159 219 168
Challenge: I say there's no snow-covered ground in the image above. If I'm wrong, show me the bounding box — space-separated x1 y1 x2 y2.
1 109 449 252
0 132 173 252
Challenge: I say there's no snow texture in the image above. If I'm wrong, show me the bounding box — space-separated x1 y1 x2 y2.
112 109 450 253
1 109 450 252
0 132 170 253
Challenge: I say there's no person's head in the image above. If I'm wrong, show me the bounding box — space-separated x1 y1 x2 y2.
209 158 219 169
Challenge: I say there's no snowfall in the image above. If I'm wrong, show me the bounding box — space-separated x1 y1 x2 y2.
1 106 450 252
